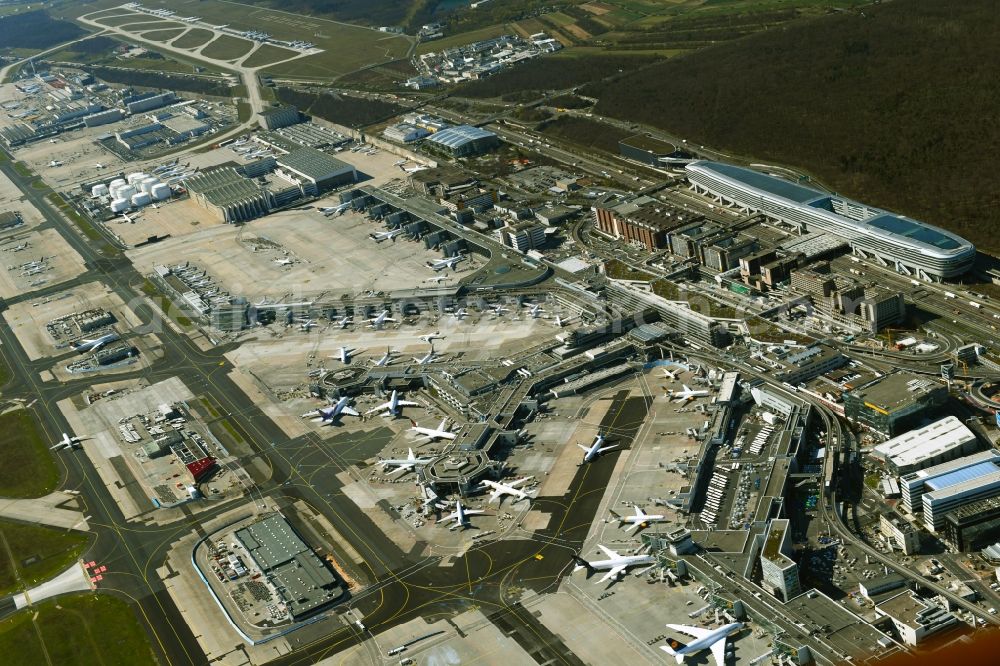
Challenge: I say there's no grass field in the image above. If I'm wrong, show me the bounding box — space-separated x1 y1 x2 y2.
0 521 89 595
0 594 157 666
0 410 60 498
200 34 255 61
136 27 185 41
118 0 411 79
172 27 214 49
0 354 10 386
241 44 298 68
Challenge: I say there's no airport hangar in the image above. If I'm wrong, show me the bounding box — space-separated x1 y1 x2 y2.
685 160 975 280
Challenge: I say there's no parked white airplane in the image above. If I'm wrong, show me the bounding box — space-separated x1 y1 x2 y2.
526 303 545 318
610 506 667 532
418 332 444 344
668 384 710 403
330 346 355 363
319 202 350 216
438 500 486 530
302 396 359 424
368 310 396 330
661 622 743 666
409 418 456 441
3 243 28 252
452 308 468 321
335 316 353 328
661 367 681 382
479 478 534 504
578 434 618 464
379 447 433 474
371 347 395 367
366 390 420 417
572 545 655 584
428 255 465 272
370 229 405 243
51 432 84 450
274 258 294 266
491 303 510 316
412 350 437 365
71 331 120 353
298 318 318 332
425 275 449 284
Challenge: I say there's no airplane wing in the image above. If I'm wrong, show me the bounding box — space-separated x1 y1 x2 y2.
625 521 641 533
397 400 421 407
597 544 620 559
341 406 360 417
598 565 626 584
710 639 727 666
666 624 715 641
577 444 591 453
365 402 390 415
596 445 619 454
464 509 486 515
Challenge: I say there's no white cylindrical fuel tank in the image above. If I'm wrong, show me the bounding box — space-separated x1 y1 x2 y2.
150 183 171 200
91 183 109 197
131 192 152 207
126 172 146 185
140 177 158 194
110 198 130 213
110 178 127 190
117 185 136 200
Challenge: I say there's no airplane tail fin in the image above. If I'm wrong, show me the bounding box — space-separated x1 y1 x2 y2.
660 642 686 664
571 553 595 578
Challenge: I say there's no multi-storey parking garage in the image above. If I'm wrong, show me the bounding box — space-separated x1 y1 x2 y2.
685 160 975 280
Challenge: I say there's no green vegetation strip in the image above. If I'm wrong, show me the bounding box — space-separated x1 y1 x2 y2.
0 521 88 595
140 279 193 328
0 410 60 498
0 594 157 666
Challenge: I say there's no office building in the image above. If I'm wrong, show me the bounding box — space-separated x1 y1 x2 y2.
234 513 343 619
773 344 847 386
686 160 975 280
871 416 979 475
592 194 693 251
879 512 920 555
258 105 300 130
858 289 906 333
900 450 1000 515
498 222 546 252
275 147 356 195
606 281 731 348
922 465 1000 532
760 519 801 602
875 591 957 646
942 495 1000 551
843 373 948 437
425 125 499 157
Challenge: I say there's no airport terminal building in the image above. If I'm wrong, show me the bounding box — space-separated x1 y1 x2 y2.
685 161 975 280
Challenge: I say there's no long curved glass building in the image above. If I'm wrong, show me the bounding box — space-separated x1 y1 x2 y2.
685 160 975 280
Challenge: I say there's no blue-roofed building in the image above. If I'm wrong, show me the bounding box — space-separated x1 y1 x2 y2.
900 450 1000 515
923 466 1000 532
425 125 499 157
685 160 975 280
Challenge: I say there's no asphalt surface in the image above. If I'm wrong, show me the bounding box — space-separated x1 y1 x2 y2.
0 148 656 665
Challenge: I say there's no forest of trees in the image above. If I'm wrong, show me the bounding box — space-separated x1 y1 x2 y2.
0 10 85 50
274 88 404 129
87 68 234 97
456 54 661 99
537 116 629 154
587 0 1000 254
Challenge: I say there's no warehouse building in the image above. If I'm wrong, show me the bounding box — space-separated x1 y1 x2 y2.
425 125 499 157
942 495 1000 551
234 513 344 619
871 416 979 475
126 91 177 114
258 105 300 130
185 167 273 223
843 373 948 437
275 147 356 196
382 122 429 143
